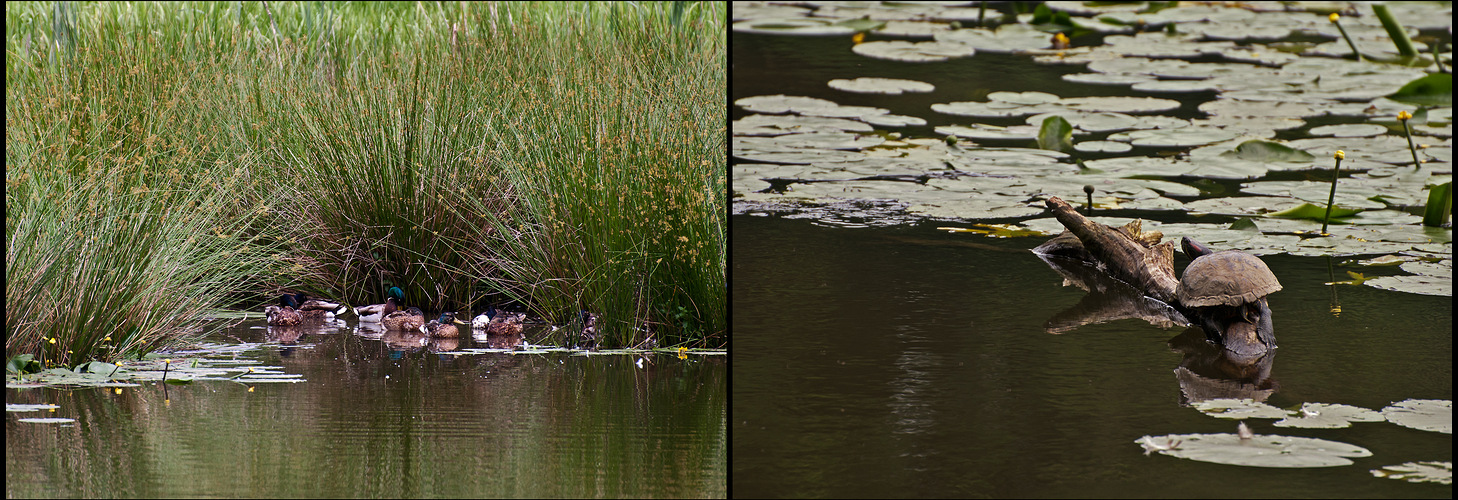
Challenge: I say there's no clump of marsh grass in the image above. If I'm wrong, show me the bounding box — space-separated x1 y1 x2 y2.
6 2 286 365
455 2 727 348
7 1 726 356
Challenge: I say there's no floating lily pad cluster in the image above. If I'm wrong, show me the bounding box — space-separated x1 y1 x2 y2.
6 347 304 391
1135 428 1373 468
1134 398 1451 471
733 1 1451 297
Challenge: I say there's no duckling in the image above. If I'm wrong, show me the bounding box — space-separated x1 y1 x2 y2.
423 312 466 338
579 310 599 344
474 307 526 336
354 286 405 323
286 293 349 322
264 299 302 327
382 306 427 332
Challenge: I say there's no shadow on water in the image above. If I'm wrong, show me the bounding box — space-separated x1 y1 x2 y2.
733 214 1451 498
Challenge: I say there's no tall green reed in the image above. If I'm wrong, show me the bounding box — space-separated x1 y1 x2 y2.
456 2 727 347
7 1 285 364
8 1 726 356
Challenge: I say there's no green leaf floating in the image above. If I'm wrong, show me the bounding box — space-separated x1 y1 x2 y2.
1218 140 1315 163
1388 73 1453 107
1267 202 1363 220
1037 115 1074 153
1422 180 1450 227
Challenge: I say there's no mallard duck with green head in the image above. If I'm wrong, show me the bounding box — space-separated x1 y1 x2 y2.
264 296 302 326
473 307 526 336
285 293 349 322
382 306 427 332
355 286 406 323
424 312 467 338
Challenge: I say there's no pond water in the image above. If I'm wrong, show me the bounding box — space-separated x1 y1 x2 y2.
732 214 1450 497
733 7 1451 494
6 318 726 498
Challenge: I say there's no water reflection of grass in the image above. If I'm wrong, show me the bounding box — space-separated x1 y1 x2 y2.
6 1 725 365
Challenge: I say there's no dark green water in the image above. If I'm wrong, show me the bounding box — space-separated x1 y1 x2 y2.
732 214 1450 498
7 320 725 498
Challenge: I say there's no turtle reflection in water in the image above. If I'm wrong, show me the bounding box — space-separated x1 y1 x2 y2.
1178 237 1282 357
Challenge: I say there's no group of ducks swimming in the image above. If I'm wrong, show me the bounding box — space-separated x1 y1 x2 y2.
263 286 529 339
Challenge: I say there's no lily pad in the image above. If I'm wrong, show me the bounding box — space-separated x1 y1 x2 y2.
1386 73 1453 107
1217 139 1315 163
17 418 77 424
936 123 1040 141
852 39 976 62
1135 431 1373 468
1266 202 1364 221
828 77 935 95
936 24 1063 53
1371 461 1453 485
735 95 839 115
1108 127 1239 147
6 403 60 412
1308 123 1389 137
1074 141 1133 153
1273 403 1385 429
1365 274 1453 297
733 113 875 137
1193 398 1294 419
1062 96 1182 114
1380 399 1452 434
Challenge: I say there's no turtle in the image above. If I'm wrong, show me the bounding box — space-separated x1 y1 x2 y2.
1177 237 1282 356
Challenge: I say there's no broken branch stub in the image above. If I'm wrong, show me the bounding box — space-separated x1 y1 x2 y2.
1044 196 1180 304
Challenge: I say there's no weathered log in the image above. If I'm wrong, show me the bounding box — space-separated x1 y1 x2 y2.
1044 196 1181 304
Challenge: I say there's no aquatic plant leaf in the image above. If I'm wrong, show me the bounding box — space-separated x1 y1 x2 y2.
852 40 976 62
1037 115 1074 153
1308 124 1388 137
6 403 60 412
942 224 1044 238
1381 399 1452 434
733 114 875 137
1131 79 1219 93
1365 275 1452 297
937 24 1061 53
1217 140 1315 163
1135 432 1373 468
1062 72 1156 86
17 418 78 424
828 77 935 95
933 101 1046 118
74 361 119 374
1110 128 1238 147
863 114 927 127
1062 96 1181 113
734 95 838 115
7 354 42 375
1273 403 1385 429
1074 141 1132 153
936 123 1040 141
1266 202 1363 221
990 91 1061 105
1027 111 1141 133
1193 398 1293 419
1423 180 1451 228
731 18 871 36
1387 73 1452 107
1371 461 1453 485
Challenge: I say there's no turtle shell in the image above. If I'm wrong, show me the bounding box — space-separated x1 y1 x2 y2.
1177 250 1282 307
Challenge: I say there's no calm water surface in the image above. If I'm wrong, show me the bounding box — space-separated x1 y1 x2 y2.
7 319 726 498
733 215 1451 498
